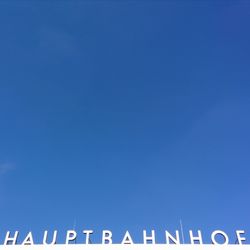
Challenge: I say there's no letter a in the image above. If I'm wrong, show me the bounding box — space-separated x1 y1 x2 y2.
22 232 34 245
121 231 134 244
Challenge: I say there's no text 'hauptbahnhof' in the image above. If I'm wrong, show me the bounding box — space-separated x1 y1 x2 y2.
0 229 247 245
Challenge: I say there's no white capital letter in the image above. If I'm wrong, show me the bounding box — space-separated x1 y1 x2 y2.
165 231 180 244
189 230 203 244
4 231 19 245
143 230 156 244
83 230 93 244
102 230 112 244
65 230 77 244
22 232 34 245
236 230 246 245
121 231 134 244
211 230 229 245
43 230 57 245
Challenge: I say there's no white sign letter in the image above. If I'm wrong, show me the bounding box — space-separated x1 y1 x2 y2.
102 230 112 244
83 230 93 244
4 231 19 245
236 230 246 245
143 230 156 244
121 231 134 244
65 230 77 244
165 231 180 244
22 232 34 245
211 230 229 245
43 230 57 245
189 230 203 244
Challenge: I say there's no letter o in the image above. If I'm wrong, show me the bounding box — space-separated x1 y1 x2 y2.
211 230 229 245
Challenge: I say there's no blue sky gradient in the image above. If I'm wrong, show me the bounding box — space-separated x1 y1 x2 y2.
0 0 250 244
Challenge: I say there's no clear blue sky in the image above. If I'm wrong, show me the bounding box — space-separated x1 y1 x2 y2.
0 0 249 245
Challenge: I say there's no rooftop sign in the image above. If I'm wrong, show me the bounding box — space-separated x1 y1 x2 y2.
0 230 248 246
0 245 249 250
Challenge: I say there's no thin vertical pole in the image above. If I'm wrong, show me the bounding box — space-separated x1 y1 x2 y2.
180 219 185 244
